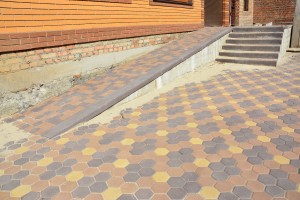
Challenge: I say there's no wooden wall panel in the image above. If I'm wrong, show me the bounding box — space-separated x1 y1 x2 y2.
0 0 203 33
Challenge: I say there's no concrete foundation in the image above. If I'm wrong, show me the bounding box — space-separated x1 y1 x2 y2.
0 45 162 117
278 26 292 64
119 34 228 104
291 0 300 48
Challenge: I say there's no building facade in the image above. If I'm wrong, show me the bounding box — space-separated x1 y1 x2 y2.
0 0 232 74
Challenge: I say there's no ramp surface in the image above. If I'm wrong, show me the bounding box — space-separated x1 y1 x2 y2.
6 27 231 138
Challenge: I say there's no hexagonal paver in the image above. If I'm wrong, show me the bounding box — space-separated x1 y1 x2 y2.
232 186 252 199
152 172 170 182
167 159 183 167
183 182 201 193
10 185 31 198
167 188 187 199
21 191 40 200
78 177 95 187
225 166 240 175
2 180 20 191
66 171 84 182
72 187 90 198
270 169 288 179
88 159 103 167
123 173 140 182
265 186 285 197
274 155 290 164
167 177 186 187
89 182 108 193
135 188 153 199
114 159 129 168
218 193 238 200
138 168 155 177
117 194 137 200
47 162 63 171
101 188 122 200
56 167 72 176
41 186 60 198
40 171 56 180
95 172 111 182
221 158 236 166
277 179 297 190
181 172 199 182
140 159 155 168
212 172 229 181
209 162 226 172
13 170 29 179
258 174 277 186
154 148 169 156
194 158 210 167
200 187 220 199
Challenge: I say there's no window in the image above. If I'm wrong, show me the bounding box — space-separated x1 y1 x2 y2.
150 0 193 8
244 0 249 11
153 0 192 6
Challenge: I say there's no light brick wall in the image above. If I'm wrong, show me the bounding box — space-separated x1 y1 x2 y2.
235 0 254 26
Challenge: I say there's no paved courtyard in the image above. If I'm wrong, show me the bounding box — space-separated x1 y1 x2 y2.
0 53 300 199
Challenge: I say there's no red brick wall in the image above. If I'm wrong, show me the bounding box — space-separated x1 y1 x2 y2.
0 32 185 73
253 0 296 24
0 24 201 54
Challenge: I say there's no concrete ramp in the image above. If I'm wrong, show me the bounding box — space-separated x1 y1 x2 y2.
6 27 232 138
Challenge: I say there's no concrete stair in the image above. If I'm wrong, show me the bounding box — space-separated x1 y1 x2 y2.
217 26 284 66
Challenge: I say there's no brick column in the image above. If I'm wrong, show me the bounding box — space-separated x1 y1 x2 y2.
222 0 230 26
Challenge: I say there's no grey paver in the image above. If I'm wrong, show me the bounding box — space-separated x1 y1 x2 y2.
89 182 108 193
41 186 60 198
72 187 90 198
232 186 252 199
265 186 285 197
135 188 153 199
167 188 187 199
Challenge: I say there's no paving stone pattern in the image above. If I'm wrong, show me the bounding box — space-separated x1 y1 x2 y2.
5 27 230 138
1 54 300 199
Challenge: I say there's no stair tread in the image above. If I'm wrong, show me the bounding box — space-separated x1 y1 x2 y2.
230 32 283 34
223 44 281 47
217 56 277 61
220 50 279 54
227 38 281 40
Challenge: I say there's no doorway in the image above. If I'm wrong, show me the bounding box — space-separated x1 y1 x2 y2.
204 0 223 26
230 0 236 26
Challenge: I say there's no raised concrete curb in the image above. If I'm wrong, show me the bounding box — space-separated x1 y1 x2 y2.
35 27 232 138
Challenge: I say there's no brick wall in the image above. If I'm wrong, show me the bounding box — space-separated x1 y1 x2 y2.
253 0 296 24
223 0 231 26
234 0 254 26
0 32 185 74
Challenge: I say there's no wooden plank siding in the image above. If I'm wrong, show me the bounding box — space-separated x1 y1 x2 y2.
0 0 203 34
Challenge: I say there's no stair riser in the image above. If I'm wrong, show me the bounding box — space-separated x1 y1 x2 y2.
216 58 277 67
219 52 279 59
229 33 283 39
223 46 280 52
226 39 282 45
233 27 284 33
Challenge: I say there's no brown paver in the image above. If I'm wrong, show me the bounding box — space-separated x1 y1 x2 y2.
5 27 231 139
1 53 300 199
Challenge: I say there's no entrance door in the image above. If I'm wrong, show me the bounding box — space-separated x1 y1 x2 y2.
204 0 223 26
